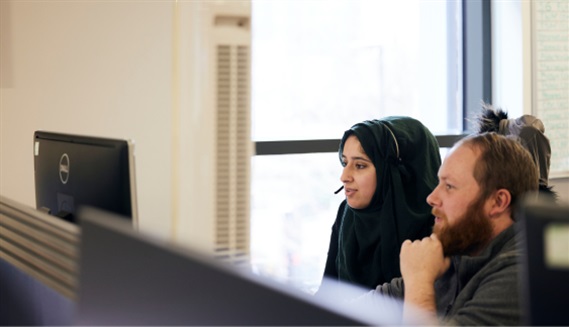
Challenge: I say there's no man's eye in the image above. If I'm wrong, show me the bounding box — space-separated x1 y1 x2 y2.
445 184 453 190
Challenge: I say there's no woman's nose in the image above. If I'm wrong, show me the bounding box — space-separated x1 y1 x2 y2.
340 166 352 183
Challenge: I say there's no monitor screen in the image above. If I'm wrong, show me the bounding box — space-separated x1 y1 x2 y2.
33 131 137 225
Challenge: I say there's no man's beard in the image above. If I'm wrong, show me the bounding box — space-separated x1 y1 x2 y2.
432 195 493 257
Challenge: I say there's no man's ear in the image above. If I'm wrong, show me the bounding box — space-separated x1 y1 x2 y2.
489 189 512 217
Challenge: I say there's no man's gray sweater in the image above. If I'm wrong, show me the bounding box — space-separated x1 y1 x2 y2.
374 224 521 325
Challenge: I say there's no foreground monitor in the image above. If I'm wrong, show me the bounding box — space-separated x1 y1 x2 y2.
518 196 569 326
75 207 403 326
33 131 137 225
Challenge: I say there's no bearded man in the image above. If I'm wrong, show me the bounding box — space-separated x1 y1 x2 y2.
369 132 539 326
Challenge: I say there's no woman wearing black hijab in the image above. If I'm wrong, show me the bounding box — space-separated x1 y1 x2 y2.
318 116 441 291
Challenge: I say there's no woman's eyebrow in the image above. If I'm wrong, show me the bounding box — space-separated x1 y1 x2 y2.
343 155 372 162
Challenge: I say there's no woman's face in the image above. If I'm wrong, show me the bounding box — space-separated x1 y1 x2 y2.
340 135 377 209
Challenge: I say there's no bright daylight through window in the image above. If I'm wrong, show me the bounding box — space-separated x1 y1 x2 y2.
250 0 463 294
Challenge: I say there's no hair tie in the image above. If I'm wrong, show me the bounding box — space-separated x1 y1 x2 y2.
498 119 510 135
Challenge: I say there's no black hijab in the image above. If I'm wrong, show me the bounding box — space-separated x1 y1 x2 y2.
330 116 441 289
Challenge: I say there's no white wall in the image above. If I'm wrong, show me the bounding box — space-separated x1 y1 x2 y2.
493 0 569 205
1 1 176 239
521 0 569 205
550 178 569 205
491 0 523 117
1 0 252 249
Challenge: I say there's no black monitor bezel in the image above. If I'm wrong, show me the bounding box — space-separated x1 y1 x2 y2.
33 131 138 226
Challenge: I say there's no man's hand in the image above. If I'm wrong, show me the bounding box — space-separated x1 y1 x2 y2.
399 233 451 325
400 233 451 284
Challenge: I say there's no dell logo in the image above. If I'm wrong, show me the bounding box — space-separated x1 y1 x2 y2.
59 153 70 184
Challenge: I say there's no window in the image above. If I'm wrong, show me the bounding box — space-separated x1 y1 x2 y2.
250 0 464 294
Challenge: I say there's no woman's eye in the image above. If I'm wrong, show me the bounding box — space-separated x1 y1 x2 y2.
445 184 453 190
356 163 366 169
341 161 347 167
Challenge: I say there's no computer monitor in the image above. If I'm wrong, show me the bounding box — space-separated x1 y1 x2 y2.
33 131 138 225
517 196 569 326
75 207 404 326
